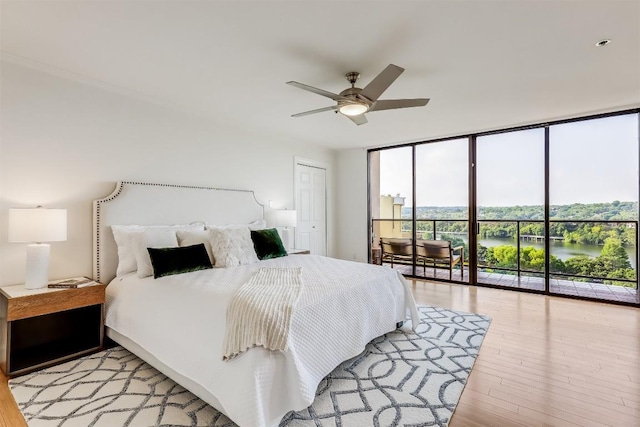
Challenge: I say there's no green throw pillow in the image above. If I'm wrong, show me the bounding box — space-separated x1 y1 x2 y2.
148 244 213 278
251 228 288 260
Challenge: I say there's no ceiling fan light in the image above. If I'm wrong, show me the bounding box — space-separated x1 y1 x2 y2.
339 103 368 116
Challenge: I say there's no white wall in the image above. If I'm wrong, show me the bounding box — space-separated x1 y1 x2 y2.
335 148 369 262
0 61 336 286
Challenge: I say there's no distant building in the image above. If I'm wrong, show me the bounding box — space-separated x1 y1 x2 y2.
378 194 406 240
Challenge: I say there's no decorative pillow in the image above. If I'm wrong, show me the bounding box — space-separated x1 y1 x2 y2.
176 229 215 264
111 224 204 277
251 228 288 260
209 227 259 267
148 244 213 278
131 229 180 278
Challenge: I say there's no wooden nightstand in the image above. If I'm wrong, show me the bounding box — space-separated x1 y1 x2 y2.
288 248 310 255
0 282 106 377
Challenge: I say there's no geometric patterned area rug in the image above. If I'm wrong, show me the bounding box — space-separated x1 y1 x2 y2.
10 305 490 427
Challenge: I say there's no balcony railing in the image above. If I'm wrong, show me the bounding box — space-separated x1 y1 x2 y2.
372 218 638 289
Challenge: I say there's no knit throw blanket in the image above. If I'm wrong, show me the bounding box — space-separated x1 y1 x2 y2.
223 267 302 361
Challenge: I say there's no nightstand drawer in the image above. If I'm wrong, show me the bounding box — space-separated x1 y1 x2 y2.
7 285 105 321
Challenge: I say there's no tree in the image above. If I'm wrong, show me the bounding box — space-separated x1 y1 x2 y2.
520 246 543 271
600 237 631 270
493 245 518 267
564 255 593 276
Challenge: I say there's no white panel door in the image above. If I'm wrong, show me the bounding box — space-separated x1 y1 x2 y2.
295 164 326 255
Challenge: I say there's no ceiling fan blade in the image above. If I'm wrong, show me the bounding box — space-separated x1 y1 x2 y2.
346 114 368 126
286 81 342 101
359 64 404 102
291 105 338 117
370 98 430 112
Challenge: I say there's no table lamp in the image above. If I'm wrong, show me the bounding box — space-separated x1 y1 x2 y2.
272 209 297 251
8 206 67 289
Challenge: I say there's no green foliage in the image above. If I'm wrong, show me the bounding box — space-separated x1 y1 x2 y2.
520 246 553 271
492 245 518 267
393 201 638 288
600 237 630 267
404 201 638 222
478 237 636 287
400 203 638 251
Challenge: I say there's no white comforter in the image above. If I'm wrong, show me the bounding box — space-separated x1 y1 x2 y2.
105 255 419 427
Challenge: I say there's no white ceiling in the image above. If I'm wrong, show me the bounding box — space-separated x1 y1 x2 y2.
2 1 639 150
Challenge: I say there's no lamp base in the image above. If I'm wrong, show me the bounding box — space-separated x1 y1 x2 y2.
25 243 50 289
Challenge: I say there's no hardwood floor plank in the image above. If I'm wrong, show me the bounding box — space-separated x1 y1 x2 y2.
0 372 26 427
452 401 529 427
516 406 591 427
408 280 640 427
489 380 625 426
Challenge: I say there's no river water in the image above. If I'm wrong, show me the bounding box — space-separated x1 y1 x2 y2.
478 237 637 269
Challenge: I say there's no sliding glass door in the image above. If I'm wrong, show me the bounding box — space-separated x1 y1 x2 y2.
370 147 414 275
415 139 469 282
548 115 638 303
475 129 545 290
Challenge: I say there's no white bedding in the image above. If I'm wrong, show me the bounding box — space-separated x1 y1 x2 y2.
105 255 419 427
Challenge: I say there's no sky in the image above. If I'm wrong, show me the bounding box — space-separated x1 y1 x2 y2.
378 113 639 207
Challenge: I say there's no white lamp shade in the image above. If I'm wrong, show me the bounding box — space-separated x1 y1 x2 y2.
8 208 67 243
271 209 297 228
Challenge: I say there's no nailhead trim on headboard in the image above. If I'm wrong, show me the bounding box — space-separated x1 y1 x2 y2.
93 181 264 282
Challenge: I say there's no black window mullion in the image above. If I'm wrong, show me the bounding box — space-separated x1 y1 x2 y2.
469 136 477 285
412 145 417 276
544 126 550 295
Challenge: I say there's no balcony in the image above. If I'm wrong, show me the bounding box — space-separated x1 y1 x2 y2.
388 264 637 304
373 218 639 304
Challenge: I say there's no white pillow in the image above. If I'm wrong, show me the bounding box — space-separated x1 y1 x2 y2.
247 219 267 230
112 224 204 277
209 227 259 267
131 229 180 278
176 229 215 265
206 219 266 231
112 226 138 277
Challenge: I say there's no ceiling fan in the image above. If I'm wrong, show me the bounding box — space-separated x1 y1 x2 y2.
286 64 429 125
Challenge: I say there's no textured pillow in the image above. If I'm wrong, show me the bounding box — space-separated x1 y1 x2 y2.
209 227 259 267
251 228 288 260
112 224 204 276
148 244 213 278
131 229 180 278
176 229 215 264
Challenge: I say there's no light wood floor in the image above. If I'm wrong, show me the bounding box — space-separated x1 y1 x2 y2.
1 280 639 426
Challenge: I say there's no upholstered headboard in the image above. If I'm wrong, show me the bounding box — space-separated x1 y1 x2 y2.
93 181 264 283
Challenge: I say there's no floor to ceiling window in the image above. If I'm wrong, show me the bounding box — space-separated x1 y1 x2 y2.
548 114 638 303
368 109 639 306
476 128 545 291
415 139 469 283
370 147 414 274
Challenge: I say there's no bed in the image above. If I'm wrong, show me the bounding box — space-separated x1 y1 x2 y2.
94 181 419 427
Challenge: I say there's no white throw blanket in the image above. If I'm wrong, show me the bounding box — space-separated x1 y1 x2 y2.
223 267 302 360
